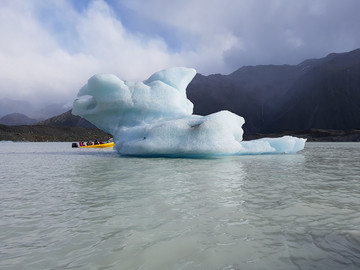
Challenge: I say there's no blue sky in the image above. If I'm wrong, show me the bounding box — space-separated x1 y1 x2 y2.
1 0 360 105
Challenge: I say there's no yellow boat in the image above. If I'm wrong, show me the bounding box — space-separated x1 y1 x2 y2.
72 140 114 148
79 142 115 148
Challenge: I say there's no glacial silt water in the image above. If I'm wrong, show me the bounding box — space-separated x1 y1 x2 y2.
1 142 359 269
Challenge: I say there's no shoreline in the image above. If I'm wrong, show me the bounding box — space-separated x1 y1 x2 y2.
243 128 360 142
0 124 111 142
1 124 360 142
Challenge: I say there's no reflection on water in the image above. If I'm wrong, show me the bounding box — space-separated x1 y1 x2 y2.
0 142 360 269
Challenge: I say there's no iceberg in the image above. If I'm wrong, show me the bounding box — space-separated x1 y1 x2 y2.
72 67 306 157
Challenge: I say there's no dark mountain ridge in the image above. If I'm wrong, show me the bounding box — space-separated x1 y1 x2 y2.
0 98 69 119
0 113 38 126
2 48 360 141
269 49 360 132
187 48 360 134
37 110 97 129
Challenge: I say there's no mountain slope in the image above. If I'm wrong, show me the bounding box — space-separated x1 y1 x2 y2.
267 49 360 132
37 110 97 128
21 48 360 135
187 48 360 133
0 98 69 119
0 113 38 126
187 65 304 133
0 124 111 142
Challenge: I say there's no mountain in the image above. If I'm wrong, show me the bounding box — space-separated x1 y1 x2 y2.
0 110 109 142
187 65 303 133
0 99 35 118
0 113 38 126
187 48 360 133
267 49 360 132
0 124 111 142
15 48 360 136
0 98 70 119
37 110 97 129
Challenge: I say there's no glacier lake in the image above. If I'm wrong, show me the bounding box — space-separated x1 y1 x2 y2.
1 142 360 270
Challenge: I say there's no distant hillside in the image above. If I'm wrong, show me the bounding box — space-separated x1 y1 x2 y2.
37 110 97 129
0 98 69 119
10 48 360 137
268 50 360 132
187 48 360 133
0 124 111 142
0 110 111 142
0 113 38 126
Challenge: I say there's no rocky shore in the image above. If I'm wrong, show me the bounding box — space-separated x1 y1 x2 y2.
1 124 360 142
0 124 111 142
243 128 360 142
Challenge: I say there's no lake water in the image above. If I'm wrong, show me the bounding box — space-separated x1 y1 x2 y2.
1 142 360 270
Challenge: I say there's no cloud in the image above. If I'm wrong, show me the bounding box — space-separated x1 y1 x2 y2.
0 0 184 104
0 0 97 104
0 0 360 105
122 0 360 69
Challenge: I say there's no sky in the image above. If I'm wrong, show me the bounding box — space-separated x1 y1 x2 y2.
1 0 360 106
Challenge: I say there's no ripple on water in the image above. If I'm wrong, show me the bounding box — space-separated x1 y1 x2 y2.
1 142 360 269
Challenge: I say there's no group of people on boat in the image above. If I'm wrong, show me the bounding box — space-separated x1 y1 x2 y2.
79 140 104 146
72 138 114 148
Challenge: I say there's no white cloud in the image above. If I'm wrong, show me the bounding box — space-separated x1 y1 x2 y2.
0 0 97 104
0 0 185 105
120 0 360 68
0 0 360 105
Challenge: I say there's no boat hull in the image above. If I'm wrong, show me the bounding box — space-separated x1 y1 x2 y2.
80 142 115 148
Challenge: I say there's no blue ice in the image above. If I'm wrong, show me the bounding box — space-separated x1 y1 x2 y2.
72 67 306 157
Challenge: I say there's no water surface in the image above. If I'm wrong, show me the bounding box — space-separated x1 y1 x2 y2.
1 142 360 269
